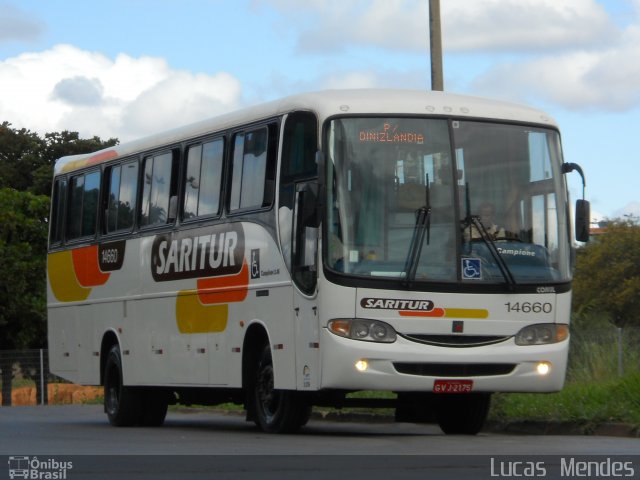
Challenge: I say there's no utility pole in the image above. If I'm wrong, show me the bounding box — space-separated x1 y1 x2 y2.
429 0 444 91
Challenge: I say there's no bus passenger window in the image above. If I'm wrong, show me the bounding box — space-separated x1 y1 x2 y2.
107 161 138 233
140 152 176 227
230 128 269 211
67 171 100 240
184 139 224 219
49 178 67 245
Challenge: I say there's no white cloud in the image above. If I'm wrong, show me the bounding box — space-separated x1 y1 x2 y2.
52 76 105 106
590 208 607 225
442 0 616 52
0 4 44 43
119 71 242 139
472 25 640 111
322 71 382 90
255 0 616 54
255 0 638 112
0 44 242 141
300 0 429 53
612 201 640 220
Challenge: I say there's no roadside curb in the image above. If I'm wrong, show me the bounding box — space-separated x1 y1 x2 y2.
485 420 639 438
313 411 639 437
179 407 639 437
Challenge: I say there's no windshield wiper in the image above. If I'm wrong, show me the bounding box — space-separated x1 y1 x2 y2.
463 183 516 290
403 175 432 286
466 214 516 290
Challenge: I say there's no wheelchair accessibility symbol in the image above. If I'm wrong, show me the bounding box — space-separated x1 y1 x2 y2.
250 249 261 279
462 258 482 280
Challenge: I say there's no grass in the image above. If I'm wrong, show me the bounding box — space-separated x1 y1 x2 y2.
490 372 640 428
489 324 640 430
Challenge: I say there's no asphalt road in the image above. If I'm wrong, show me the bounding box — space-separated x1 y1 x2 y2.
1 405 638 479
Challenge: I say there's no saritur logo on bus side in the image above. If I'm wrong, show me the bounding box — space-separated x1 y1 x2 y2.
151 223 245 282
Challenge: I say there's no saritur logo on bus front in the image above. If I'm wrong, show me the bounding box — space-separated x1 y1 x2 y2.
7 456 73 480
360 297 435 312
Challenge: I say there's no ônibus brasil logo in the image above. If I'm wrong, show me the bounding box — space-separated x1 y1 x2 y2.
8 456 73 480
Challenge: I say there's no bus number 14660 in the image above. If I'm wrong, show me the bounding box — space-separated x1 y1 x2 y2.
505 302 552 314
101 249 119 264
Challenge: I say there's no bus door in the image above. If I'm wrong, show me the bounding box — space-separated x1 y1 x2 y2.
278 111 320 390
292 181 320 390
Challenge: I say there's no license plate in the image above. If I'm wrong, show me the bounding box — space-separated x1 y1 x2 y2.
433 379 473 393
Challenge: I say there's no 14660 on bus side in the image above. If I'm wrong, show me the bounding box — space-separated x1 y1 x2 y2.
47 89 589 434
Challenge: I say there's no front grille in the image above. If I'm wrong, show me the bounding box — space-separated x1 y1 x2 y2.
401 334 511 348
393 362 516 377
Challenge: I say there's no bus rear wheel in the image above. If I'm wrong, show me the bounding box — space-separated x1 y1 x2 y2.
104 345 169 427
252 345 311 433
435 393 491 435
104 345 141 426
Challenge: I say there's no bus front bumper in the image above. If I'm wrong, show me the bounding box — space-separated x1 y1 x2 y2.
319 328 569 393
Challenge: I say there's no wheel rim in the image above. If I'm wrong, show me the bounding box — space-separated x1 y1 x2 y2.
256 363 280 424
105 366 120 415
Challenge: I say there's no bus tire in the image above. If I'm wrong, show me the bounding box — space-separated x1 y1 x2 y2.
435 393 491 435
139 389 168 427
104 344 141 426
252 345 311 434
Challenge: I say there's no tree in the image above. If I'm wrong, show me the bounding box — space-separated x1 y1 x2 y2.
0 122 44 192
0 188 49 405
572 220 640 328
0 122 118 196
0 124 118 405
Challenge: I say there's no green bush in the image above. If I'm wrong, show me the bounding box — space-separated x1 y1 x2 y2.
491 325 640 428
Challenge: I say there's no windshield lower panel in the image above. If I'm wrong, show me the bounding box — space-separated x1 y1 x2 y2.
325 117 571 287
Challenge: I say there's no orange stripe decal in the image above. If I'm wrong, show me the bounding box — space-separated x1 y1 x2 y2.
398 307 489 319
399 308 445 317
60 150 118 173
175 260 250 334
196 261 249 305
86 150 118 165
71 245 110 287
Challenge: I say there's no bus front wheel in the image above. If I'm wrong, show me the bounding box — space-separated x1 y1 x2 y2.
252 345 311 433
139 389 168 427
435 393 491 435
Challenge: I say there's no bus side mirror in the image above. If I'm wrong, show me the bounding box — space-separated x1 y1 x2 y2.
293 182 319 294
575 199 590 242
561 163 589 242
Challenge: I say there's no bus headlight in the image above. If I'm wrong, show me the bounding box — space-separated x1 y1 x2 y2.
536 362 551 375
515 324 569 346
328 319 397 343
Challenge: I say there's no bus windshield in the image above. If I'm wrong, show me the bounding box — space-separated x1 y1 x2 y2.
325 117 571 286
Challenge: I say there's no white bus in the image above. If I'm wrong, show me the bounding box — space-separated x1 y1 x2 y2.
47 89 589 434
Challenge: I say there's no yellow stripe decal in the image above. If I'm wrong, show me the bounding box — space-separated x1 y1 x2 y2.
175 290 229 334
48 251 91 302
443 308 489 319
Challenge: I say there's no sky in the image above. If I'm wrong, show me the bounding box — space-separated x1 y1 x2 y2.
1 0 639 222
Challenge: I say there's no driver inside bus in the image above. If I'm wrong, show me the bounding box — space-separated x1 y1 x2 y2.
465 202 506 241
